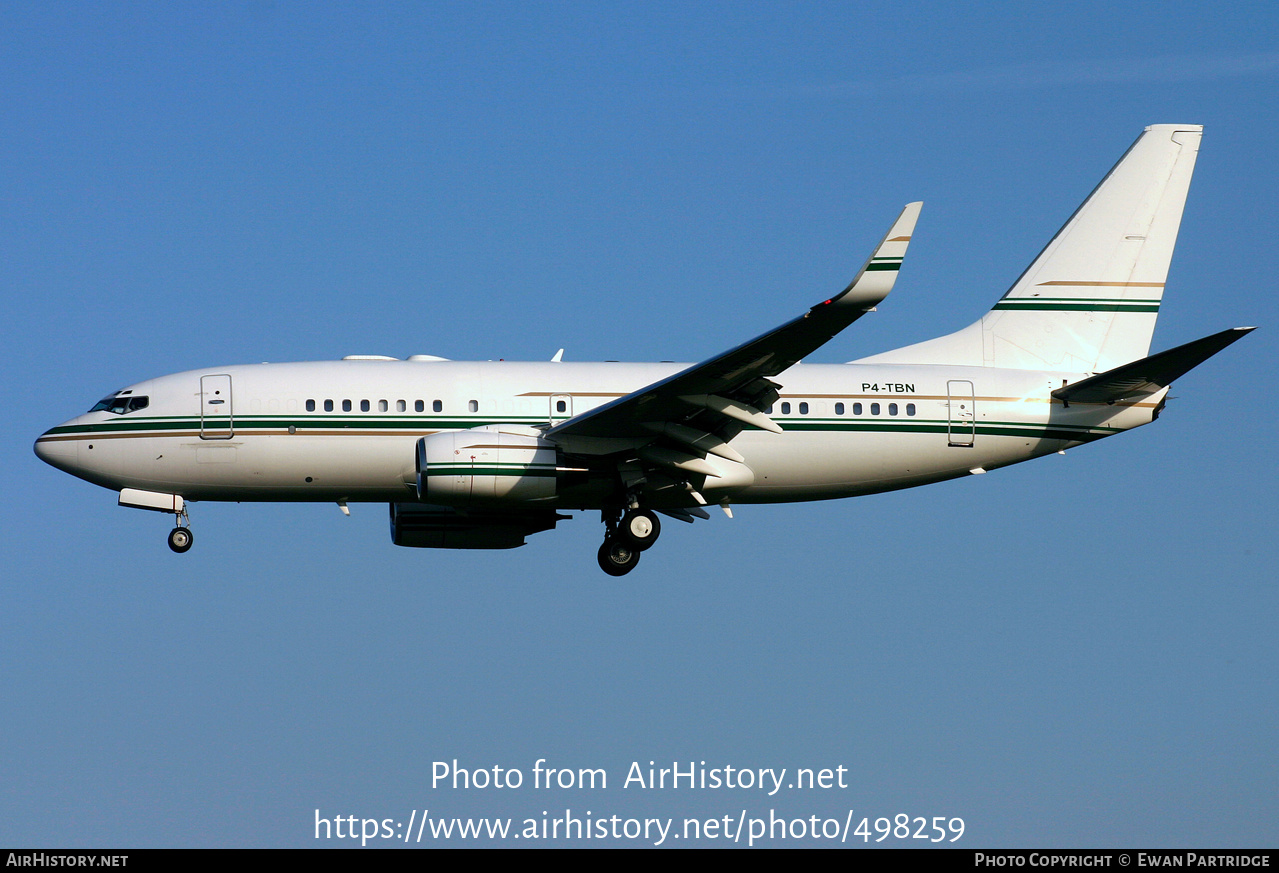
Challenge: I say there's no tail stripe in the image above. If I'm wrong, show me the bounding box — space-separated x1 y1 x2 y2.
993 298 1161 312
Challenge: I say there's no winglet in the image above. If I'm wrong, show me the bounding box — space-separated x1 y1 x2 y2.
826 201 922 310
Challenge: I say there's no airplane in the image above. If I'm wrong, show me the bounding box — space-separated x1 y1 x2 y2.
34 124 1253 576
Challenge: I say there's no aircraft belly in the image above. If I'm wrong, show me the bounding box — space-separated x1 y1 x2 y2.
732 428 1058 503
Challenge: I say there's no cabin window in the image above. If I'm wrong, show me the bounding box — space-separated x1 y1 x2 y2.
433 399 443 412
765 404 774 414
780 402 791 414
799 402 809 415
556 400 567 413
306 399 315 412
853 402 863 415
342 399 352 412
415 400 425 412
888 403 898 416
835 402 844 415
360 399 370 412
324 400 334 412
468 399 479 412
397 400 406 412
378 399 388 412
871 403 881 415
906 403 916 416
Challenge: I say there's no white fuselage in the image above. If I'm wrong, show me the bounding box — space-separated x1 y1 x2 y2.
34 358 1163 508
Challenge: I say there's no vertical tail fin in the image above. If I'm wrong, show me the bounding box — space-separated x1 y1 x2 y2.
860 125 1203 372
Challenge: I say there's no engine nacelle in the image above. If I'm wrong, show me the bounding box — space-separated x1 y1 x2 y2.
389 502 563 549
416 425 558 505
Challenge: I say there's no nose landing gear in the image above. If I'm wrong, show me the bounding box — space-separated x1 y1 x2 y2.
167 504 193 553
167 526 193 553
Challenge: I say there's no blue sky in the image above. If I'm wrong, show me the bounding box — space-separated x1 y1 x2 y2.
4 1 1277 847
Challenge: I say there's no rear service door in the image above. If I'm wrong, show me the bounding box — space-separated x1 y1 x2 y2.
946 380 975 447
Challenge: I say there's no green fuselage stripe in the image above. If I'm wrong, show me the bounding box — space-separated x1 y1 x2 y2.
45 413 1118 443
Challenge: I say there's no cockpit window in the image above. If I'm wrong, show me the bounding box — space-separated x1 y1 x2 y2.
90 394 122 413
90 393 149 415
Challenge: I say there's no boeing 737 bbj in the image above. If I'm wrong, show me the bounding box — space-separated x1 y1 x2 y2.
35 125 1252 575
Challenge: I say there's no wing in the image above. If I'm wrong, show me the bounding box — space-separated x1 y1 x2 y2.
547 203 921 475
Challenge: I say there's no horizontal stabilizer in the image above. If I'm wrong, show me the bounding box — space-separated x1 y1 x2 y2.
1053 327 1254 404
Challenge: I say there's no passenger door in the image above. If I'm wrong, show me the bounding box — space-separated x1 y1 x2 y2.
200 374 233 439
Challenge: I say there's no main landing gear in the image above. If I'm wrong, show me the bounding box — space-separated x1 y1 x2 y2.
597 538 639 576
597 508 661 576
167 505 193 554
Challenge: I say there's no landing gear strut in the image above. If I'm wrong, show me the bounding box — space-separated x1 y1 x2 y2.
167 505 193 554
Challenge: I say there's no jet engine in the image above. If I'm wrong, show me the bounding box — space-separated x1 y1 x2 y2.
415 425 559 504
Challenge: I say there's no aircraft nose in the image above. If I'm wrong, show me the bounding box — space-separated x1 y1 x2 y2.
34 430 76 472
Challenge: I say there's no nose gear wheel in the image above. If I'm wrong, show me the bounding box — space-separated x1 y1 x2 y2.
168 526 193 553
